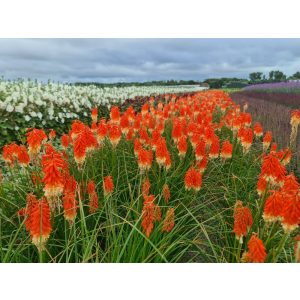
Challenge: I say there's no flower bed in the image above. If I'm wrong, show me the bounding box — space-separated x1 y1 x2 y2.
0 90 299 263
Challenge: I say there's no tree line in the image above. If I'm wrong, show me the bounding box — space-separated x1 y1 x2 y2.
203 71 300 89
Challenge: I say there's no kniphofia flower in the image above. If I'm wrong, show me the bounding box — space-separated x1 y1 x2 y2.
61 134 70 150
177 136 187 158
137 148 153 172
260 153 286 187
41 144 65 210
243 233 266 263
28 197 52 252
103 176 114 196
220 140 233 160
142 178 151 197
26 128 47 158
162 184 171 203
91 107 98 123
87 180 98 213
233 201 253 243
263 131 272 151
141 194 155 238
162 208 175 233
253 122 263 137
184 167 202 191
290 109 300 127
263 190 284 223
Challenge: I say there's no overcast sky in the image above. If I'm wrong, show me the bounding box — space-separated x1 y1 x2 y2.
0 39 299 83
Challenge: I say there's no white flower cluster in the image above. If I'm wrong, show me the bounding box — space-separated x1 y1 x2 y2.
0 80 207 123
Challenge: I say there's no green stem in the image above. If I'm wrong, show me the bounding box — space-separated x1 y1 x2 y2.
272 232 290 263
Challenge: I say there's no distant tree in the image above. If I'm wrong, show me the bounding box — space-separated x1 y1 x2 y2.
249 72 263 82
292 71 300 79
269 70 286 82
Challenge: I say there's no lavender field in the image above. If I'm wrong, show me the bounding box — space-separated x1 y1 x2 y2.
231 87 300 175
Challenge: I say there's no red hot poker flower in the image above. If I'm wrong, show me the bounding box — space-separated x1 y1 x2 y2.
141 194 155 238
244 234 267 263
91 107 98 123
103 176 114 196
63 174 78 223
142 178 151 197
61 134 70 150
253 122 263 137
26 128 47 158
263 131 272 151
220 140 233 160
41 144 65 210
233 201 253 243
260 153 286 187
184 167 202 192
162 208 175 233
162 184 171 203
263 190 284 223
28 198 52 252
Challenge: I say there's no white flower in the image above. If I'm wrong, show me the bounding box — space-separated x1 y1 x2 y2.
24 115 31 121
6 104 14 112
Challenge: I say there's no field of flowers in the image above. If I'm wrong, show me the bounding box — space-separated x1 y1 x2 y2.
0 90 299 263
0 79 206 147
232 82 300 176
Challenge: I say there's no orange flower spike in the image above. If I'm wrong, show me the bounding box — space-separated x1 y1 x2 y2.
195 139 206 161
154 205 162 222
263 131 272 151
26 128 47 158
109 124 122 148
103 175 114 196
184 166 202 192
110 106 120 124
141 194 155 238
209 136 220 159
73 125 97 166
49 129 56 140
120 114 130 135
63 174 78 223
270 143 277 153
172 120 183 143
41 144 65 210
137 148 153 173
24 193 39 232
17 145 30 167
281 192 300 232
87 180 96 195
233 201 253 243
91 107 98 123
260 153 286 187
247 234 267 263
257 175 267 197
253 122 263 137
281 148 292 165
142 178 151 197
162 184 171 203
177 136 187 158
263 191 284 223
197 156 208 173
290 109 300 127
29 198 52 252
162 208 175 233
220 140 233 160
134 138 142 157
2 143 19 166
97 119 108 145
61 134 70 150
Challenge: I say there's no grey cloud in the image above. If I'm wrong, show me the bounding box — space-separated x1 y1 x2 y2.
0 39 299 82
